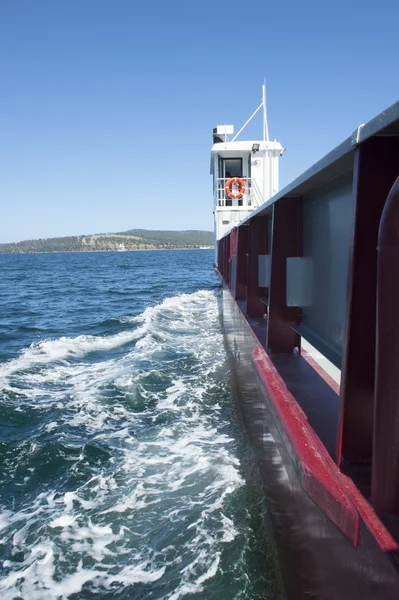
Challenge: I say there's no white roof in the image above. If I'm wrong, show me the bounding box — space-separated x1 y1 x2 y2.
211 140 283 154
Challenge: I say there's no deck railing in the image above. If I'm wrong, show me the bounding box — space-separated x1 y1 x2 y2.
216 177 264 208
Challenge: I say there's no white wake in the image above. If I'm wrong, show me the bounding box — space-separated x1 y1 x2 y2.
0 290 245 600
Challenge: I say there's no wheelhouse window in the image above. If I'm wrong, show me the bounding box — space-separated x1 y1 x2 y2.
223 158 242 178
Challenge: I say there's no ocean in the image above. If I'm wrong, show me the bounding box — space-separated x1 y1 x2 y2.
0 249 283 600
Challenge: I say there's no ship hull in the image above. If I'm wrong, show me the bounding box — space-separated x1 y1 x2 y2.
220 279 399 599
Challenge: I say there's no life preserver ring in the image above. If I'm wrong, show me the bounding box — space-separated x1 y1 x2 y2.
225 177 246 199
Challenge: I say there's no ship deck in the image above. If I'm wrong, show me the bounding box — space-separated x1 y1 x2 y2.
238 299 340 460
237 298 399 546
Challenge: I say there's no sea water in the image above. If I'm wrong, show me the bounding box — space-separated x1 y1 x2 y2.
0 250 283 599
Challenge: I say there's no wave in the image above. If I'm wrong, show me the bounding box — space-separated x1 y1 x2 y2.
0 290 218 381
0 330 141 381
0 290 251 600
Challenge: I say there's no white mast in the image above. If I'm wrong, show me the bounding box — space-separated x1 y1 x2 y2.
263 81 269 142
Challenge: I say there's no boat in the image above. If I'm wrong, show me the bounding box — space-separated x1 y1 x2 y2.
211 87 399 598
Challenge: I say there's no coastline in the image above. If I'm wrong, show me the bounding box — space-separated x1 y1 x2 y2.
0 247 214 256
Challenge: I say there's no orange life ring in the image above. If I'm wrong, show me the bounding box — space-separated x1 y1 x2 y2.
225 177 246 199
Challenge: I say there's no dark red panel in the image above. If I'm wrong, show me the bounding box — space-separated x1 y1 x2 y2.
217 239 223 274
246 217 268 317
372 176 399 516
235 224 250 300
266 197 301 353
337 138 399 465
229 228 239 297
223 235 230 285
220 238 226 279
230 227 238 259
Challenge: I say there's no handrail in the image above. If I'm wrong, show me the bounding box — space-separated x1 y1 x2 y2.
215 177 264 208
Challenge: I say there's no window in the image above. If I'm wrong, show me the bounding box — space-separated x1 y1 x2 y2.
223 158 242 179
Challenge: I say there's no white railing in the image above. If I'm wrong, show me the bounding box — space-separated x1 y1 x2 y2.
215 178 264 209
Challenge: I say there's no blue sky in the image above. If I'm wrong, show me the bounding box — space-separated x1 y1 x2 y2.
1 0 398 243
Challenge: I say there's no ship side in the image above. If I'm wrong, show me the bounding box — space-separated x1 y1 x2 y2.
212 93 399 598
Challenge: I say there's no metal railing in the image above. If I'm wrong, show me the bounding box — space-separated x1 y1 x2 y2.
216 178 264 208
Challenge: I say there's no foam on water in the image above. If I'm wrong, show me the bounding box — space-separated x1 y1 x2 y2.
0 328 145 380
0 290 260 599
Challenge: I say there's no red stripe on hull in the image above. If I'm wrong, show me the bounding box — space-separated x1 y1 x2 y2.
253 344 359 545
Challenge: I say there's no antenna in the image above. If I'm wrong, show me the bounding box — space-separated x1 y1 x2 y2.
263 80 269 142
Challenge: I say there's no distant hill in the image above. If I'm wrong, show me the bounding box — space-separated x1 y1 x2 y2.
0 229 214 254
